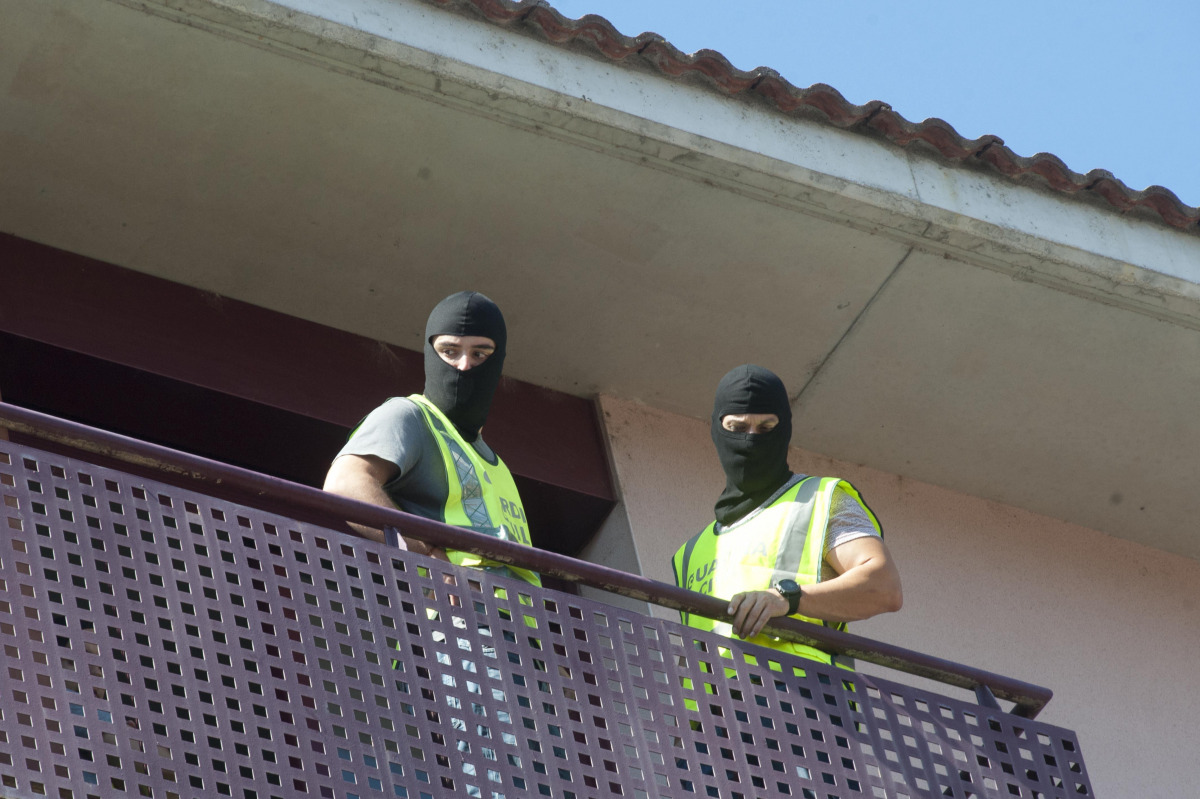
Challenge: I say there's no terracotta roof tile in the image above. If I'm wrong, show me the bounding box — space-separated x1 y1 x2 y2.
426 0 1199 233
866 111 1003 161
753 77 886 128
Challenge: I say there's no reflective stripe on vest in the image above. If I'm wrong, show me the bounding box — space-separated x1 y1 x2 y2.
672 475 880 666
409 395 540 586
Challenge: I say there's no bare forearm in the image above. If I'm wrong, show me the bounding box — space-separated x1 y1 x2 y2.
322 456 445 557
319 467 388 542
795 560 902 624
324 471 391 509
728 536 902 639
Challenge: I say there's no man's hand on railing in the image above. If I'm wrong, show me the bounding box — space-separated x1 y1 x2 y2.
403 535 451 562
728 589 789 639
324 453 449 560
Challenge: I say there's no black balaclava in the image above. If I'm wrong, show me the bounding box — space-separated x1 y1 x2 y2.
423 291 507 442
711 364 794 526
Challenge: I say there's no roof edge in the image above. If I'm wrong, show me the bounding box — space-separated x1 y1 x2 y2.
424 0 1199 234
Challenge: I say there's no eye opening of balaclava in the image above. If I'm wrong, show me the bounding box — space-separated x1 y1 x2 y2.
711 364 793 526
423 291 507 442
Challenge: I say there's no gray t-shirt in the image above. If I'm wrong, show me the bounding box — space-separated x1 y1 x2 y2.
335 397 498 523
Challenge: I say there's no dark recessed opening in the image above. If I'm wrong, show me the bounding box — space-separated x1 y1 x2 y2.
0 331 606 590
0 331 348 487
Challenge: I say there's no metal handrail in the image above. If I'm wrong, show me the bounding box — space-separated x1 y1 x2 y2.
0 401 1052 717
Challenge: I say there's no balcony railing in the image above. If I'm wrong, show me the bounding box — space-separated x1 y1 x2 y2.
0 404 1092 799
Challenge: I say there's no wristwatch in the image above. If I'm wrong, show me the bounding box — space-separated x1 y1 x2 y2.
772 578 802 615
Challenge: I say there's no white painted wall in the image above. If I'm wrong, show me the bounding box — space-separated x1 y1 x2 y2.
596 394 1200 799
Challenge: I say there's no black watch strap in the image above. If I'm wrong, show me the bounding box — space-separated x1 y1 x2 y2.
773 579 802 615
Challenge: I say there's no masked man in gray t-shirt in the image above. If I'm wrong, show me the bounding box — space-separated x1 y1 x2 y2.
323 291 539 586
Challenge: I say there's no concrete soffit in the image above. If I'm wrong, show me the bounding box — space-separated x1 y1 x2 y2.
118 0 1200 332
19 0 1200 562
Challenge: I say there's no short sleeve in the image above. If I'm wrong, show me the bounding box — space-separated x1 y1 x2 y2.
824 485 880 556
336 397 427 477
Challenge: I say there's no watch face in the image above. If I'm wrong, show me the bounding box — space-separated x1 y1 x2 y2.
775 579 799 595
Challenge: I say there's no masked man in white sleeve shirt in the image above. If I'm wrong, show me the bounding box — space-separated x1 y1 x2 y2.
672 364 902 668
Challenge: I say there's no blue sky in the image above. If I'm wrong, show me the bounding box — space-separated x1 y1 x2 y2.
550 1 1200 208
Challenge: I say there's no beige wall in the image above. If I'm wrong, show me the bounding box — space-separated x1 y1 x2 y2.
594 394 1200 799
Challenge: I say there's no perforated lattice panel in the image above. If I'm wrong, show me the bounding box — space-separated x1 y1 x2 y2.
0 442 1092 799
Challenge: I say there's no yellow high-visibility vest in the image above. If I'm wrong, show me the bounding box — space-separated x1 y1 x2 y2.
672 475 880 665
409 394 540 586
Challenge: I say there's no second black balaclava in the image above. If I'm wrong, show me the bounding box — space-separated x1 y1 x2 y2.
423 291 507 442
711 364 794 526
